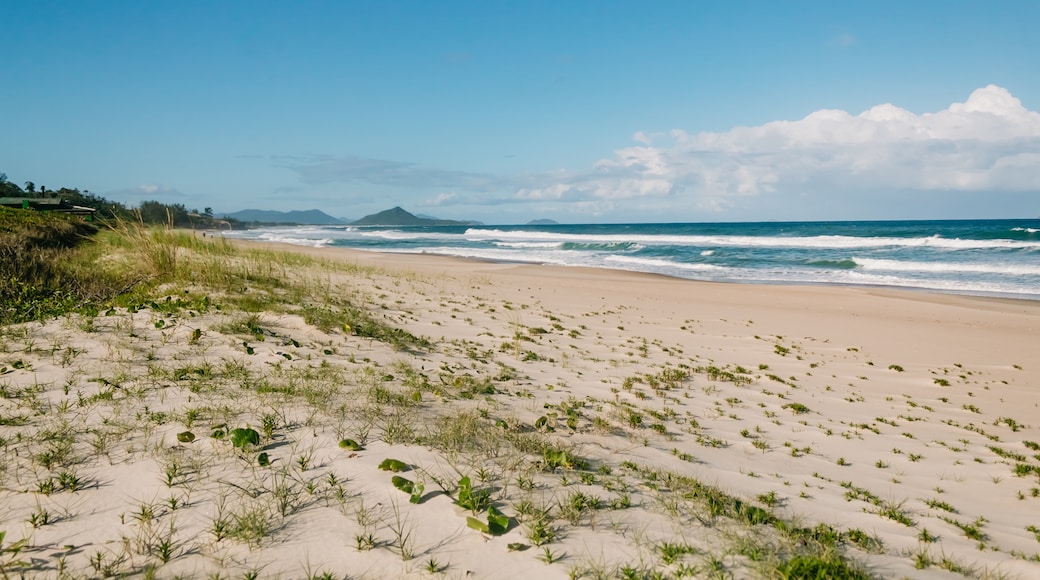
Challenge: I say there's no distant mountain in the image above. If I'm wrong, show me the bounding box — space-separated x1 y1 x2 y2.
351 207 481 226
527 218 559 225
222 209 346 225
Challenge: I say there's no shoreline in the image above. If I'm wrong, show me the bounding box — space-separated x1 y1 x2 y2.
244 236 1040 307
217 216 1040 303
235 237 1040 374
231 233 1040 304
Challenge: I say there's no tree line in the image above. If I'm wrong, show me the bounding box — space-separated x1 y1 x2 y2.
1 172 235 228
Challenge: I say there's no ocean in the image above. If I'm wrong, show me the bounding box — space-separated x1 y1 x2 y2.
222 219 1040 300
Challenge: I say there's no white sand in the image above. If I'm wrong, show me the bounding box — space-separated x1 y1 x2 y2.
1 242 1038 579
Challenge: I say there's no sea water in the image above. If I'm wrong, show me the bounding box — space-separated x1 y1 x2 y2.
222 219 1040 300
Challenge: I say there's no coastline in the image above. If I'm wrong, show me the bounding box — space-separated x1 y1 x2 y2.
219 218 1040 301
248 238 1040 364
2 234 1038 578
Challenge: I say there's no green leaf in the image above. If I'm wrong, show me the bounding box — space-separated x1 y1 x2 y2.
257 452 271 467
176 431 195 443
487 506 510 535
466 516 489 534
391 476 414 494
410 482 425 504
378 458 409 472
229 427 260 449
338 438 363 451
457 475 473 508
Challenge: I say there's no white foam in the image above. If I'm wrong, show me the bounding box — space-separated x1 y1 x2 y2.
493 241 562 249
462 229 1040 251
855 258 1040 276
605 255 723 272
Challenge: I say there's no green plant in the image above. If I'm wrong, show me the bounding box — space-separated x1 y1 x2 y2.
385 498 416 560
229 427 260 450
456 476 491 513
782 402 811 414
261 412 278 439
27 506 50 528
466 506 511 535
541 448 585 471
354 533 375 551
378 458 409 472
425 558 444 573
391 476 425 504
538 547 562 564
657 541 697 565
772 554 871 580
338 438 363 451
525 516 556 546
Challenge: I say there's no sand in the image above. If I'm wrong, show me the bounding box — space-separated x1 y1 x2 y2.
1 240 1038 579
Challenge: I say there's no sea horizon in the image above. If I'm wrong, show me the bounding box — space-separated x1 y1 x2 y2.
223 217 1040 301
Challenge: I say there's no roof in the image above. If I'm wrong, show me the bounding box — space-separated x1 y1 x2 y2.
0 198 96 214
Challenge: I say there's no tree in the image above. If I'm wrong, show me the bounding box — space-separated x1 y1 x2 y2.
24 181 35 193
0 173 23 197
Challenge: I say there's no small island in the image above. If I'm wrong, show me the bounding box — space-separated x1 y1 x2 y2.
351 206 481 226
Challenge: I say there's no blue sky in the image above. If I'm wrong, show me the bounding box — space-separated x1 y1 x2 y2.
3 1 1039 223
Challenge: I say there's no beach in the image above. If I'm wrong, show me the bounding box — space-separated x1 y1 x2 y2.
2 238 1038 578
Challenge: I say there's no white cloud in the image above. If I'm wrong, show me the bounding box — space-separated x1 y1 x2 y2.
516 85 1040 213
425 192 458 206
264 86 1038 221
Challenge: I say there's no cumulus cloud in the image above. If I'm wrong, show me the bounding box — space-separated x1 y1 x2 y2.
269 86 1038 220
517 85 1040 212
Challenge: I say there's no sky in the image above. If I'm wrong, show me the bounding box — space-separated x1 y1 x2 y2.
2 1 1039 224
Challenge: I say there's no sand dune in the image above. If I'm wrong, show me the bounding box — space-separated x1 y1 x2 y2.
1 239 1038 578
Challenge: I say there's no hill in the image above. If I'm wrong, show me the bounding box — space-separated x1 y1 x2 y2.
351 206 481 226
527 218 559 225
222 209 346 225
